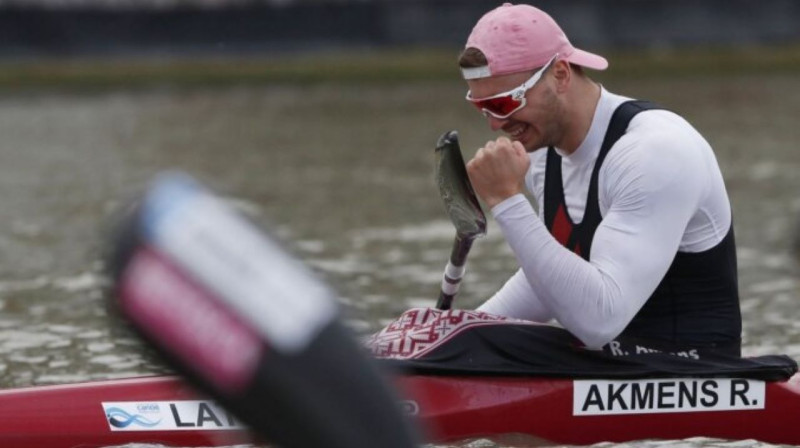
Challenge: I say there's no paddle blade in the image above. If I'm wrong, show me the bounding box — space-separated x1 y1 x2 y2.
435 130 487 239
107 172 418 448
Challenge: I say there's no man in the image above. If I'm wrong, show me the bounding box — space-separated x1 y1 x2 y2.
462 3 742 356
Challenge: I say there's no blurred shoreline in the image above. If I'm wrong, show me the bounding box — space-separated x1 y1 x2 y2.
1 44 799 91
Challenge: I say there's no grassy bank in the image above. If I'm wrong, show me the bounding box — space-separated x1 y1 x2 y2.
0 44 798 91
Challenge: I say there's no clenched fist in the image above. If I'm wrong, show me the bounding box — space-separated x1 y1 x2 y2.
466 137 531 208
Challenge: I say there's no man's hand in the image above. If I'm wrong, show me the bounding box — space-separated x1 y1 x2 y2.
466 137 531 208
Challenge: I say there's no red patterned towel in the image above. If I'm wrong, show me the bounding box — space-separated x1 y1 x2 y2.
365 308 534 359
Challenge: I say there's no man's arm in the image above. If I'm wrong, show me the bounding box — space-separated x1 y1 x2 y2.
477 268 555 322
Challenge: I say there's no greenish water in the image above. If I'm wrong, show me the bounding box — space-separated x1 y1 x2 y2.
0 55 798 447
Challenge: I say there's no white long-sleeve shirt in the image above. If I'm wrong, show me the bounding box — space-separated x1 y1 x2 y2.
477 88 732 349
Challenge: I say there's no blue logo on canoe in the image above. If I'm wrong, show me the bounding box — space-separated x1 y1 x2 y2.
106 407 162 428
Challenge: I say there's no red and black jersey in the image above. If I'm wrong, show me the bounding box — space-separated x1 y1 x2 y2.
543 101 742 356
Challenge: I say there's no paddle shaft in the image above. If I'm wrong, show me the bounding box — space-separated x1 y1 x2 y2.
436 233 476 310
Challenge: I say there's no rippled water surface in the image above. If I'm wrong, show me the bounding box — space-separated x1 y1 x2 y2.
0 70 798 447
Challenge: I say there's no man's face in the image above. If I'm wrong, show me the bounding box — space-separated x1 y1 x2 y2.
466 65 563 152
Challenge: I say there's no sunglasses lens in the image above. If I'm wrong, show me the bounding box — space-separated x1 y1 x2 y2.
472 95 522 118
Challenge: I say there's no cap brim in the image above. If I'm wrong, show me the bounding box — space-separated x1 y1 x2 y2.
568 48 608 71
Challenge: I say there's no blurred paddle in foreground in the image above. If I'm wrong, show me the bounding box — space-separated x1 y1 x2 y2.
106 172 418 448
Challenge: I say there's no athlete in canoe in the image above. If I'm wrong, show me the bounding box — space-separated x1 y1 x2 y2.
461 3 742 356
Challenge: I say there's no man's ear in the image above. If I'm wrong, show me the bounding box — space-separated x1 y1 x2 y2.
552 60 571 93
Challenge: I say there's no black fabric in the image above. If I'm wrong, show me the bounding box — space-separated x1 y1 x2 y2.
379 324 797 382
542 100 742 354
621 226 742 354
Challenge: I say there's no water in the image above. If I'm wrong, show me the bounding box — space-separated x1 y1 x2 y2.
0 70 798 447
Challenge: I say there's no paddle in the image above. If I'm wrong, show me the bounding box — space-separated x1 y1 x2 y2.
106 172 418 448
434 130 488 310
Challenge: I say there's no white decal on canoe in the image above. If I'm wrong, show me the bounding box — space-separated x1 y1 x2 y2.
573 378 765 416
102 400 247 431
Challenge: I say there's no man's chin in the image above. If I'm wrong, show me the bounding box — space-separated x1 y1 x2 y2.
519 135 544 153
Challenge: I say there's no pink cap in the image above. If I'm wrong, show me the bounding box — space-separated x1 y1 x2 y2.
463 3 608 79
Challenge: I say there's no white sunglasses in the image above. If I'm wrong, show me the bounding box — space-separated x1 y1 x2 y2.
465 54 559 120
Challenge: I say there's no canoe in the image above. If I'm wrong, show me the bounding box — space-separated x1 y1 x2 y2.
2 369 800 448
2 307 799 448
2 310 799 447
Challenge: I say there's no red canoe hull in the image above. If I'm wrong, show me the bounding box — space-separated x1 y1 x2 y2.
2 373 800 447
397 374 800 445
